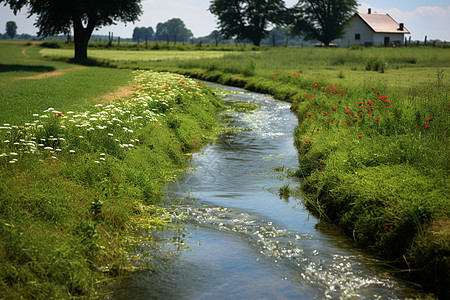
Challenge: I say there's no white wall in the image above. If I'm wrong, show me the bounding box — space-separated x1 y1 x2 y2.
341 16 405 47
373 33 405 46
341 17 374 47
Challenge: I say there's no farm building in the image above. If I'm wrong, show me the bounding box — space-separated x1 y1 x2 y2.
340 8 410 47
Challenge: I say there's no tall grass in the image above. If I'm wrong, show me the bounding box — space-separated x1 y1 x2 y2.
73 45 450 296
39 43 450 296
0 69 223 298
276 67 449 296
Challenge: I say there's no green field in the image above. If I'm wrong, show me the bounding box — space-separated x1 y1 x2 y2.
1 41 449 298
40 48 233 62
62 43 448 296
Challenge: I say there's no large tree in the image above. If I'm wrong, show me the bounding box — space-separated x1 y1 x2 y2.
209 0 287 46
290 0 357 46
6 21 17 39
0 0 142 60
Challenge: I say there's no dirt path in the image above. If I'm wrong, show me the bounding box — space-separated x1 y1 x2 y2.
14 66 87 80
16 43 87 80
21 43 35 58
16 43 135 102
96 85 136 103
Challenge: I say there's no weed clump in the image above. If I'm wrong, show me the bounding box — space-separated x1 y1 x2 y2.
366 56 386 72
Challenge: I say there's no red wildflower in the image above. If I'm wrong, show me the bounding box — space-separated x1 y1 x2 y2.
424 125 430 129
358 102 363 105
358 135 363 138
345 109 350 114
426 117 434 122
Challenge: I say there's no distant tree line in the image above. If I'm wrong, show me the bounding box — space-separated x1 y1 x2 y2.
194 27 316 47
132 18 193 45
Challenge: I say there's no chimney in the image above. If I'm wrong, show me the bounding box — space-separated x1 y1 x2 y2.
399 23 404 31
368 8 371 14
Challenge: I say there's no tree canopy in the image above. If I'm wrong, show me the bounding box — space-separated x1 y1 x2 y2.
290 0 357 46
5 21 17 39
0 0 142 59
155 18 193 45
133 26 154 43
209 0 287 46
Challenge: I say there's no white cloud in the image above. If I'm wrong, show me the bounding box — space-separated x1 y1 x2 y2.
416 6 449 16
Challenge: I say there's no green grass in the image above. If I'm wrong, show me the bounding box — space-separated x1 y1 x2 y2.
0 42 224 298
2 41 449 297
40 48 233 62
73 44 449 296
0 43 135 125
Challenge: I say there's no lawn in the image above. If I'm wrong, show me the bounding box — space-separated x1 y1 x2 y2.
0 43 135 125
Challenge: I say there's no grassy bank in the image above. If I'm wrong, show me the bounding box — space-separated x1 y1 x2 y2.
0 42 223 298
55 45 450 297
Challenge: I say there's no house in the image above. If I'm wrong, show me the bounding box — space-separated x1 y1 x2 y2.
340 8 410 47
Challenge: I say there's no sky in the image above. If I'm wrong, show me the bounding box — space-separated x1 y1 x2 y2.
1 0 449 41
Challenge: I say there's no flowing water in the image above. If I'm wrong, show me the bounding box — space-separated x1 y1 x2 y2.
112 84 427 299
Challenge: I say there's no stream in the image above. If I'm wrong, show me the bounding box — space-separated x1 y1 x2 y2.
111 83 427 299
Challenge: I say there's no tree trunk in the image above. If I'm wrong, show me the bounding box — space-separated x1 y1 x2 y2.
73 18 96 60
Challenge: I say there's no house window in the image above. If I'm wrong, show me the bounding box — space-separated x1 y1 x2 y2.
355 34 361 40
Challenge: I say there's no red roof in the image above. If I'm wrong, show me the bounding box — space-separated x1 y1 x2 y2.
357 13 410 34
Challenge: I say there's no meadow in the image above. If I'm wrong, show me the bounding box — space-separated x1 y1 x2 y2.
42 43 449 296
1 41 449 297
40 48 232 62
0 42 223 298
